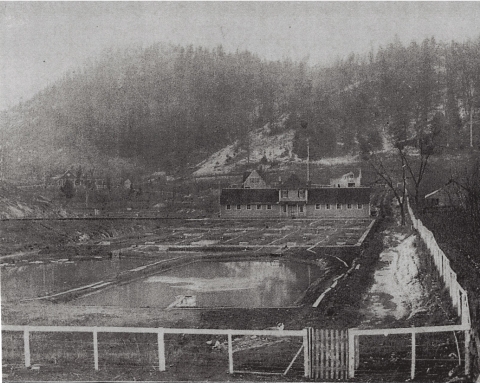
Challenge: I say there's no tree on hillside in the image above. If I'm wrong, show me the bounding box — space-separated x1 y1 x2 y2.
360 138 408 225
400 112 444 205
451 156 480 241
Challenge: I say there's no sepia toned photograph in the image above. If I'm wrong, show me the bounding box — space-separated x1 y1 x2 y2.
1 2 480 382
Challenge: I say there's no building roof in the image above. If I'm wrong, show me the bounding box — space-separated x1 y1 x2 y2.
220 188 279 205
307 187 371 204
424 181 464 199
280 173 307 189
52 170 76 180
220 187 371 205
242 169 266 184
424 189 441 199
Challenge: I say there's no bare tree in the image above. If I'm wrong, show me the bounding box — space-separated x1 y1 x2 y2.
361 146 408 225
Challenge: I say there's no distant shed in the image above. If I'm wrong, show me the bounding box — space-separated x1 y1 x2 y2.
424 182 465 208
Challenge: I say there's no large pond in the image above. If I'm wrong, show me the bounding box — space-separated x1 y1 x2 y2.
1 258 150 302
73 260 325 308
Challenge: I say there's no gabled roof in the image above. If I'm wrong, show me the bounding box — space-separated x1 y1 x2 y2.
307 187 371 204
220 188 279 205
425 189 441 199
280 173 307 189
242 169 266 184
425 181 463 199
52 170 76 180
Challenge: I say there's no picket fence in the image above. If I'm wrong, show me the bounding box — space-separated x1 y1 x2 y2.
306 328 348 379
406 198 471 327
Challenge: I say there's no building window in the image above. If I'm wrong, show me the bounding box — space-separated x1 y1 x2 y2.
336 203 342 209
315 204 321 210
347 204 352 209
282 205 287 213
236 205 241 210
267 205 272 210
299 205 304 213
256 204 262 210
298 189 306 198
281 190 289 198
226 205 231 210
326 204 331 210
357 204 363 209
246 204 251 210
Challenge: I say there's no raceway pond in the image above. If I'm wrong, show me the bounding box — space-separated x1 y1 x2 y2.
2 258 326 308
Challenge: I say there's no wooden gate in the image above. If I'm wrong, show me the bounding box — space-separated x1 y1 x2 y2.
308 328 348 380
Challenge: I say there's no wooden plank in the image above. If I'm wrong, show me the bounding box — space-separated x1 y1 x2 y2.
315 329 319 379
93 328 99 371
349 324 470 336
303 328 309 378
228 333 233 374
327 329 332 380
334 330 339 380
23 330 30 368
354 333 360 369
1 325 304 337
411 332 416 380
465 330 471 376
158 328 166 372
338 329 342 379
340 330 345 380
320 329 325 379
283 345 304 376
311 330 315 379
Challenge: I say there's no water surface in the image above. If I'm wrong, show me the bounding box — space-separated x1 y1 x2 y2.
73 260 324 308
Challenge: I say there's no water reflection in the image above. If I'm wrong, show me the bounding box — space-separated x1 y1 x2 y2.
74 260 325 308
1 258 149 302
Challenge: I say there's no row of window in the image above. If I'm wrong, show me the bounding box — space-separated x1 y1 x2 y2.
280 190 306 198
226 204 272 210
316 203 363 210
226 203 364 210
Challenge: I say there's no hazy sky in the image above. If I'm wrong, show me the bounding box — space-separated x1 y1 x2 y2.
1 2 480 111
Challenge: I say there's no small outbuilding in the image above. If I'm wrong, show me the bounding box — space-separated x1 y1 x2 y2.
424 181 465 208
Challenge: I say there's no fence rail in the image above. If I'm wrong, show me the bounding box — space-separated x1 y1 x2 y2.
2 325 308 377
2 323 472 380
348 324 471 379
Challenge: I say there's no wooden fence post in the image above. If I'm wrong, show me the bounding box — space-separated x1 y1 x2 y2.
465 330 471 376
348 330 355 378
355 333 360 369
93 327 99 371
228 333 233 374
23 329 30 368
158 328 166 372
303 328 310 378
411 332 416 380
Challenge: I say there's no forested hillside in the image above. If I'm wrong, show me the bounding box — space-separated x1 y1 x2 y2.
1 37 479 182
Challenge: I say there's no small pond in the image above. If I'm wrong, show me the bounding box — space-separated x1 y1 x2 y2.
73 260 325 308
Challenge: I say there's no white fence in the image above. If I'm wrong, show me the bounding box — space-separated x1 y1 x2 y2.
348 324 471 379
3 323 472 380
406 198 471 327
2 325 309 377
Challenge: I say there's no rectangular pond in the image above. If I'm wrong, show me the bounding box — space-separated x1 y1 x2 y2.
72 260 325 308
0 258 151 302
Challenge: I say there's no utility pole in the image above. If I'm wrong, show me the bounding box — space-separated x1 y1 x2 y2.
307 137 310 184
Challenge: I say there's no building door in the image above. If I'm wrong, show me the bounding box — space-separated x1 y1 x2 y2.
289 204 296 217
